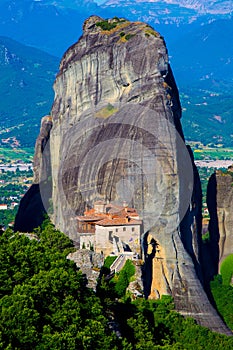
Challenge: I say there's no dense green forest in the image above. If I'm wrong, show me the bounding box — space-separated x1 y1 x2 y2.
210 275 233 331
0 221 232 349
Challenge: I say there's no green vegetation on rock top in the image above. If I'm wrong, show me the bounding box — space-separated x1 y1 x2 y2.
96 17 126 31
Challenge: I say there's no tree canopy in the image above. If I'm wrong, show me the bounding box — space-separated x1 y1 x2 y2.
0 221 232 349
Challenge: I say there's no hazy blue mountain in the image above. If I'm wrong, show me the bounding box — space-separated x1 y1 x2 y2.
0 0 231 56
103 0 233 15
0 36 59 147
0 0 106 56
171 17 233 147
170 17 233 84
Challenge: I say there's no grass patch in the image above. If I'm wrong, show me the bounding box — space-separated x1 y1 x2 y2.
125 33 135 41
220 254 233 285
104 256 117 269
193 146 233 160
210 275 233 329
202 231 210 243
95 103 118 119
0 147 34 163
145 29 159 38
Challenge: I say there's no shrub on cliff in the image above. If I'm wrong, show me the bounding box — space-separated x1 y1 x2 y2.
114 260 135 297
96 17 126 31
220 254 233 285
96 20 118 31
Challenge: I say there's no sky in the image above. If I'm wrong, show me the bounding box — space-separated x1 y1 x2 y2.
95 0 107 4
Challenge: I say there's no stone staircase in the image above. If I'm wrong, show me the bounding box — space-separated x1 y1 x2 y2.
110 254 126 273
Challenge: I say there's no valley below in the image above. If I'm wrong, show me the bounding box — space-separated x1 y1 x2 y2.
0 140 232 230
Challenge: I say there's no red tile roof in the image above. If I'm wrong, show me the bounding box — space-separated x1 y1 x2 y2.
78 203 141 227
77 215 103 222
96 217 142 227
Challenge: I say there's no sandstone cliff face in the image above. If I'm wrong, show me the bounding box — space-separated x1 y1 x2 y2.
207 169 233 271
33 115 53 184
15 16 231 335
49 16 188 240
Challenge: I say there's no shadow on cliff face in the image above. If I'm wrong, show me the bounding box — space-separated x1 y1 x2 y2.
142 231 157 298
14 184 47 233
204 173 220 284
164 65 184 141
179 145 203 283
14 117 53 233
178 148 219 294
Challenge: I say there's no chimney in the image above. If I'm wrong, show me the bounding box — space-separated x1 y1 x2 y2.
94 200 106 213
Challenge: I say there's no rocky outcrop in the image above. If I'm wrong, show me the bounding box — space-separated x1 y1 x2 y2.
207 168 233 272
67 249 104 290
15 16 231 335
33 115 53 184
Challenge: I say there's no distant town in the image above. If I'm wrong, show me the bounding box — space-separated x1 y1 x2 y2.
0 161 33 226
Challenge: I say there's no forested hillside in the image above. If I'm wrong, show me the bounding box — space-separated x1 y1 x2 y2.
0 37 58 147
0 221 232 349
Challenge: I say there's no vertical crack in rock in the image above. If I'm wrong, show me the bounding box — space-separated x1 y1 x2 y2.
171 232 185 289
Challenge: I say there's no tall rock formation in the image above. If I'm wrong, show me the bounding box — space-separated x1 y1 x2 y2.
15 16 231 335
207 168 233 274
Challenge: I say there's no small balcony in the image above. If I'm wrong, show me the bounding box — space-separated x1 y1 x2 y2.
78 222 95 234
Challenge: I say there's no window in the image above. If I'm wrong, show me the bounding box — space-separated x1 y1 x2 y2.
116 228 118 232
132 227 135 232
123 227 126 232
109 231 113 243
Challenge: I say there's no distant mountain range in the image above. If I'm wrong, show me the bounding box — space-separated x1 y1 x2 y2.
103 0 233 15
0 36 58 147
0 0 104 56
0 0 232 56
170 16 233 147
0 0 232 147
